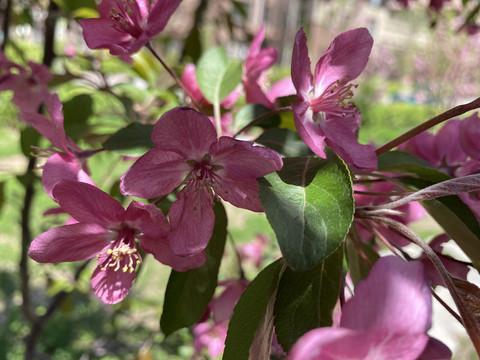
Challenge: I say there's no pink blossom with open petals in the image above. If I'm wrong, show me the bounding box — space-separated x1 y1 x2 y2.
243 25 295 109
0 51 52 118
291 27 377 172
78 0 182 56
121 106 283 256
289 256 451 360
29 180 205 304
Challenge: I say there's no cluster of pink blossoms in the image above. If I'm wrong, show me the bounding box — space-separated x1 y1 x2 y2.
2 0 471 357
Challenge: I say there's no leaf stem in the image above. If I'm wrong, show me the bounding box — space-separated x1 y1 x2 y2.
145 43 202 111
375 96 480 156
233 106 292 138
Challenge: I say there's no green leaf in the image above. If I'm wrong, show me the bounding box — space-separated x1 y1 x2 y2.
224 259 286 360
196 47 242 105
160 201 227 336
0 182 4 215
20 126 40 157
274 246 343 352
377 151 450 183
255 128 313 157
234 104 281 131
63 94 93 140
259 152 354 271
102 123 154 156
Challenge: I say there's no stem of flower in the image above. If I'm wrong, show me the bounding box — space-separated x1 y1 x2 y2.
145 43 202 111
375 96 480 156
233 106 292 138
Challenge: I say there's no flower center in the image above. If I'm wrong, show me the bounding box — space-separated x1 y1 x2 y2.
310 77 358 118
186 154 223 189
97 226 141 273
109 0 144 38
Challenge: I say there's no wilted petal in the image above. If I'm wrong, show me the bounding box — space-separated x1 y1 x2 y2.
291 28 313 100
314 28 373 93
168 186 215 256
91 265 135 304
151 107 217 158
120 148 188 198
29 223 110 263
53 180 124 225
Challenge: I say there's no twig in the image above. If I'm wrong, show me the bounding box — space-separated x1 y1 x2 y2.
375 96 480 156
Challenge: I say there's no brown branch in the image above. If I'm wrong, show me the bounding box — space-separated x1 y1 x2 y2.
375 97 480 156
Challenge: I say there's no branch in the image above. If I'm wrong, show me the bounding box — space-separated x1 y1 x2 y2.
375 97 480 156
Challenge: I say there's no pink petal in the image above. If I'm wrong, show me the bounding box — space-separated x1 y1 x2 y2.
291 28 313 100
151 107 217 158
435 120 467 166
321 117 377 172
266 77 296 104
459 112 480 160
314 28 373 93
29 223 110 263
91 265 135 304
120 148 188 198
42 153 96 200
168 186 215 256
210 136 283 179
244 81 273 109
53 180 125 225
79 18 132 50
146 0 182 37
212 280 248 323
215 176 263 211
292 101 326 158
182 63 206 104
245 25 266 68
340 256 431 335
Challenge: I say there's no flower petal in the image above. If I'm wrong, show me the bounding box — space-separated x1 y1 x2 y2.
215 176 263 211
340 256 431 335
120 148 188 198
210 136 283 179
79 18 132 50
29 223 109 263
314 28 373 92
151 107 217 159
292 101 327 158
168 186 215 256
291 27 313 100
459 112 480 160
91 265 135 304
53 180 124 225
146 0 183 37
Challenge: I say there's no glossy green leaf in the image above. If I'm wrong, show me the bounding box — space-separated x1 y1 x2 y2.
377 151 450 183
255 128 313 157
274 246 343 352
102 123 154 156
160 202 227 336
224 259 286 360
20 126 40 157
259 152 354 271
196 47 242 105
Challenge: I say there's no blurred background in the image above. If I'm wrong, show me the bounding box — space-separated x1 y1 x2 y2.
1 0 480 358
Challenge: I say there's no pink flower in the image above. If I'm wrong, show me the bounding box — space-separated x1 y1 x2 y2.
0 51 52 117
29 180 205 304
291 27 377 172
193 321 228 359
78 0 182 56
243 25 295 109
120 106 283 256
459 112 480 160
22 94 96 199
289 256 451 360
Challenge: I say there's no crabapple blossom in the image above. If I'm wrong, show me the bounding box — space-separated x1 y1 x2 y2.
289 256 451 360
120 106 283 256
79 0 182 56
291 27 377 172
29 180 205 304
